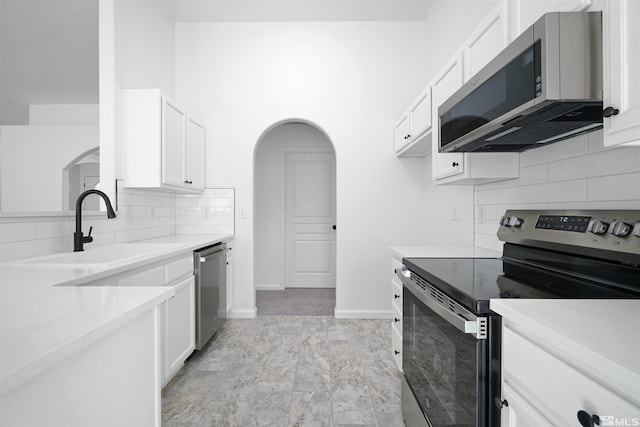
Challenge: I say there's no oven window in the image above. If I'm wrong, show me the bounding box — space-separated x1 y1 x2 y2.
403 287 480 427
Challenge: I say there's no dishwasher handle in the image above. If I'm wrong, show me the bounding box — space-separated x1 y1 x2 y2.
196 243 227 262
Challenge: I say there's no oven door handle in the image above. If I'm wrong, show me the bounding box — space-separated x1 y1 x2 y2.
397 267 487 339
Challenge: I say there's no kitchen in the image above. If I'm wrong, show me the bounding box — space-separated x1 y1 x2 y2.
0 0 639 426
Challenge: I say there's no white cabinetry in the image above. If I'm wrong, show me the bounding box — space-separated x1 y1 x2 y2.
122 89 205 192
164 276 195 384
602 0 640 147
431 53 465 180
429 5 519 185
395 86 433 157
463 4 510 80
114 253 196 387
508 0 591 39
390 252 403 371
394 113 411 153
493 300 640 427
186 116 206 189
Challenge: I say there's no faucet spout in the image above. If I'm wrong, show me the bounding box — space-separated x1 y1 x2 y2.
74 189 117 252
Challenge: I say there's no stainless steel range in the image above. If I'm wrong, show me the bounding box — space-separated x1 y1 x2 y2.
397 210 640 427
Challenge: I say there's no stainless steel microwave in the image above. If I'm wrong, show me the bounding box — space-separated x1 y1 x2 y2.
439 11 603 153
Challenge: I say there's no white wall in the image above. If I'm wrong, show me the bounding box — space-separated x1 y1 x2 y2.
254 122 335 290
175 21 437 317
0 125 98 211
0 0 98 125
99 0 176 203
475 131 640 251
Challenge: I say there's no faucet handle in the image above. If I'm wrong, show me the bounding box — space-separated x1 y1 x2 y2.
83 226 94 244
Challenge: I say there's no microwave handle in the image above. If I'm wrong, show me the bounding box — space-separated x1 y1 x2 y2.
397 267 486 339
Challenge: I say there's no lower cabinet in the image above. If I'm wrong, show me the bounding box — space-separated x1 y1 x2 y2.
113 253 196 387
162 275 195 387
0 306 162 427
390 253 403 371
499 322 640 427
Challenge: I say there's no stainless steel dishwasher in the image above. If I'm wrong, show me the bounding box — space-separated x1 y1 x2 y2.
194 243 227 350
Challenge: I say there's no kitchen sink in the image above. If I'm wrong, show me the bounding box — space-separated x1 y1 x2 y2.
20 243 182 267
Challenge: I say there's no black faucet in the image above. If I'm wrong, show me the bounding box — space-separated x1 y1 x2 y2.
74 189 117 252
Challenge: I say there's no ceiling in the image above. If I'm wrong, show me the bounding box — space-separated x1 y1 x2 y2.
162 0 435 22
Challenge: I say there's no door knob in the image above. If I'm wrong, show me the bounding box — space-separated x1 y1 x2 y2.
332 225 336 230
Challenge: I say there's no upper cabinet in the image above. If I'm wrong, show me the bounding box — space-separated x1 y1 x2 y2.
395 86 432 157
509 0 592 39
122 89 205 192
463 2 510 80
430 5 520 185
602 0 640 147
186 117 205 190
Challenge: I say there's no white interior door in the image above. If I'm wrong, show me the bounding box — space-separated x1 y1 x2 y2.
285 152 336 288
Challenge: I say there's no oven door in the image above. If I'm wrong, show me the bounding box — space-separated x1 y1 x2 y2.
398 267 498 427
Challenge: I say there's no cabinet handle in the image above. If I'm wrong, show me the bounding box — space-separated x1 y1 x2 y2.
494 398 508 409
184 180 193 184
394 317 400 323
577 410 601 427
452 162 459 167
394 350 400 355
602 106 619 117
394 294 400 299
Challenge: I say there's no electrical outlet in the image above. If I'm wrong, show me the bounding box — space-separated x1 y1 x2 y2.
478 205 486 224
452 207 459 222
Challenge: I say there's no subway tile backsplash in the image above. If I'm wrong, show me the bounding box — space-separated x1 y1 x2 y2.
474 130 640 252
0 188 235 262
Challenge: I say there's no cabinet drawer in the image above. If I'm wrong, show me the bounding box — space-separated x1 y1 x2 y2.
502 327 640 426
391 322 402 371
391 299 402 332
391 257 403 273
117 265 165 286
391 278 402 304
165 255 193 284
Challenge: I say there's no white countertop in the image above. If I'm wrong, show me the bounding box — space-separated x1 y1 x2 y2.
0 234 232 396
390 245 502 259
491 299 640 403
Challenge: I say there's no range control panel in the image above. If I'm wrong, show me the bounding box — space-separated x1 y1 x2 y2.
498 210 640 263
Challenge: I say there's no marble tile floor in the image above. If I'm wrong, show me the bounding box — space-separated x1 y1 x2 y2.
162 316 404 427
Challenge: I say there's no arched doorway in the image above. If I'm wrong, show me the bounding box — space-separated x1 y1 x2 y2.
253 120 337 315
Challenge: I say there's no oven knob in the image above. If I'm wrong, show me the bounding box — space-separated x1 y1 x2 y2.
633 221 640 238
588 219 609 235
500 216 510 226
609 220 632 237
507 216 523 227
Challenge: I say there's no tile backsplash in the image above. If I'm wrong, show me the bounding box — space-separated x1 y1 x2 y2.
0 188 234 262
474 130 640 251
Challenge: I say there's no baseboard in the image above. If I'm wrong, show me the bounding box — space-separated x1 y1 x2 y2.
227 307 257 319
334 309 391 319
255 283 284 291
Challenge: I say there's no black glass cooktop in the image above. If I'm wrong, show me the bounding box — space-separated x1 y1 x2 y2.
404 247 640 314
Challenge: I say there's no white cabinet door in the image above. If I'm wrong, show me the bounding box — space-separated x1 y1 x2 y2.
603 0 640 147
396 87 433 157
510 0 592 37
409 86 432 141
225 245 233 314
500 383 554 427
394 112 411 152
464 3 509 80
161 98 187 188
163 276 195 386
186 117 205 190
122 89 204 193
431 53 465 180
